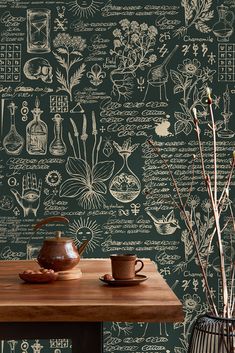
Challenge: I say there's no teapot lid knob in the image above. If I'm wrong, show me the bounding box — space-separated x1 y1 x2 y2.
56 230 62 238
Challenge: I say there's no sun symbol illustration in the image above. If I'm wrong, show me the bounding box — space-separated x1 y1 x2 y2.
68 0 103 17
69 218 102 252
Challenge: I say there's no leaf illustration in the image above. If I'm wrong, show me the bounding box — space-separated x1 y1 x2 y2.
203 0 213 14
69 63 86 89
193 86 199 102
174 112 189 121
174 85 183 94
184 79 193 90
184 121 193 135
57 47 68 54
201 10 214 20
170 70 184 86
175 121 187 135
181 0 193 20
191 0 198 10
179 103 189 115
166 210 175 222
195 21 211 33
93 161 115 181
66 157 91 180
59 179 85 198
69 57 83 69
53 52 68 69
72 51 83 55
174 120 192 135
92 181 107 194
56 70 68 91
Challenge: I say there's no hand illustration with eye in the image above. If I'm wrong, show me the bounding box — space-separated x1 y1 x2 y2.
11 173 42 217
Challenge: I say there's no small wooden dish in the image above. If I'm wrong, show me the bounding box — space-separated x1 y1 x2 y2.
19 271 58 283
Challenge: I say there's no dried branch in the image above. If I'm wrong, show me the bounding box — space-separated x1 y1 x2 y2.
147 139 218 316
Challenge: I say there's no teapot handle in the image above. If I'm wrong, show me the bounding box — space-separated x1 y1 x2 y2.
226 10 235 24
34 216 69 231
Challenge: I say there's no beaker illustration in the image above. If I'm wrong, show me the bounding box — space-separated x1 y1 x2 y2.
26 97 48 155
212 5 234 42
27 9 51 53
217 85 234 139
49 114 67 156
3 102 24 155
109 139 141 203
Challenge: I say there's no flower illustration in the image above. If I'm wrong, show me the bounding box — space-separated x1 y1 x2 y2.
140 23 148 31
113 39 122 49
178 59 202 77
148 25 158 35
113 29 122 38
53 33 86 52
53 33 86 101
131 33 139 42
130 21 139 31
183 294 201 312
119 18 130 29
201 199 212 213
170 61 216 135
188 195 200 209
149 54 157 63
110 20 158 100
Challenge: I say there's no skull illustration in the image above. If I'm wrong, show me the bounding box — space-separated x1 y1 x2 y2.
23 58 53 83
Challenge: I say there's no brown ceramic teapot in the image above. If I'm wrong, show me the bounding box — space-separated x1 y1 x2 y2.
35 216 89 272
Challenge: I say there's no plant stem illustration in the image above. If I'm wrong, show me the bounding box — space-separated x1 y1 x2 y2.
170 60 215 135
53 33 86 101
60 112 115 209
174 0 214 37
110 19 158 100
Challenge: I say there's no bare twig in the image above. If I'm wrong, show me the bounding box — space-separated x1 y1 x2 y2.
147 88 234 317
148 139 218 315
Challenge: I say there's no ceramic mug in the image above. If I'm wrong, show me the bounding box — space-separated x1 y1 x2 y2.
110 254 144 280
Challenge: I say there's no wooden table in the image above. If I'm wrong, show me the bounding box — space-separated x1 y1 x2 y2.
0 259 183 353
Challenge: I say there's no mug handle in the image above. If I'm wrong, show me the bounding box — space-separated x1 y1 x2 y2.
135 259 144 274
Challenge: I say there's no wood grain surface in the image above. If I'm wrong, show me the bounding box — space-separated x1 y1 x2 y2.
0 259 183 323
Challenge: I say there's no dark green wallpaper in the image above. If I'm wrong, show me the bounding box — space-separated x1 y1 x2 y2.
0 0 234 352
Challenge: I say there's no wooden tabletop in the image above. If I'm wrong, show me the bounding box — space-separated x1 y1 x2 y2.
0 259 183 323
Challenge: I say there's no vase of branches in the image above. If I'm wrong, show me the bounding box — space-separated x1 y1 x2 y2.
148 87 235 353
188 314 234 353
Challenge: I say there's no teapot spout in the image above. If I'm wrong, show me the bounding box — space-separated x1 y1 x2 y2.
78 240 89 256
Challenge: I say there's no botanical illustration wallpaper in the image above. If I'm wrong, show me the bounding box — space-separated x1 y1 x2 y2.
0 0 234 352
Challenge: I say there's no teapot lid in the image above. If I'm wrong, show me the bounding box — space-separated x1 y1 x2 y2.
44 230 73 243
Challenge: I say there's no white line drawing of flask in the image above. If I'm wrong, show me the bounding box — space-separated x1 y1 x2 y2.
109 138 141 203
3 102 24 155
26 97 48 155
49 113 67 156
217 85 234 138
144 45 178 101
212 5 234 42
27 9 51 53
